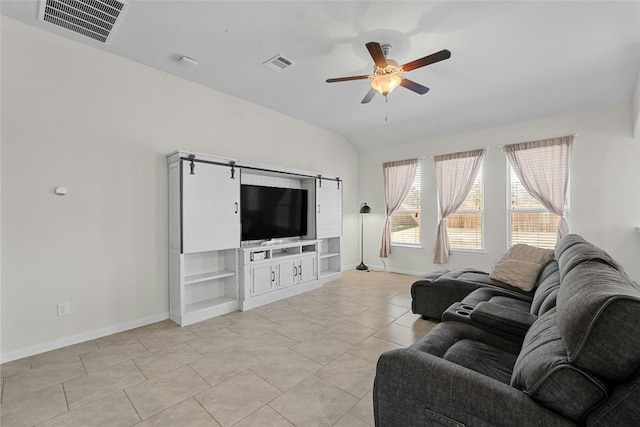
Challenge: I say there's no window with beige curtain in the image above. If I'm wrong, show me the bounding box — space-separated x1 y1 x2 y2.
505 135 573 248
390 163 421 246
447 161 484 251
379 158 418 258
433 149 485 264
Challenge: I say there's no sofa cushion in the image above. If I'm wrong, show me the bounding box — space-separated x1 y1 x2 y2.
557 261 640 381
556 237 623 280
490 244 554 292
511 308 607 422
443 339 517 384
529 261 560 316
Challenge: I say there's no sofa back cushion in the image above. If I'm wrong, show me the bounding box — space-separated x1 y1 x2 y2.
556 235 623 279
511 308 607 422
529 261 560 316
557 261 640 381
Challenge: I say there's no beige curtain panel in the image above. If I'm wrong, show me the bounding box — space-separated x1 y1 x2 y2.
433 149 485 264
379 158 418 258
504 135 573 240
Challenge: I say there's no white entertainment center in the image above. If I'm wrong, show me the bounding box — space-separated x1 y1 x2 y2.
167 150 343 326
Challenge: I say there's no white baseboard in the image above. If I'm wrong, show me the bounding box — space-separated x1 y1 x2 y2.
341 262 424 277
341 263 358 271
0 312 170 364
364 263 425 277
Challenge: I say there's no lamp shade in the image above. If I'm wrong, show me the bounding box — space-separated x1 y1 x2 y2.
371 74 401 96
359 203 371 214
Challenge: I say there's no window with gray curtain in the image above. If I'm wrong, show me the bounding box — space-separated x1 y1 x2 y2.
505 135 573 248
433 149 485 264
379 158 418 258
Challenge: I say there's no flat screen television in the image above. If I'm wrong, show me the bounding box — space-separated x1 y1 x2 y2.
240 184 308 241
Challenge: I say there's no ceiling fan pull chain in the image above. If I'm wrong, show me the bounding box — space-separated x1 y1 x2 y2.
384 95 389 122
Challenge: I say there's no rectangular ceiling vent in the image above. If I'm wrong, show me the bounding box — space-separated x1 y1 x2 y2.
263 54 295 72
39 0 128 44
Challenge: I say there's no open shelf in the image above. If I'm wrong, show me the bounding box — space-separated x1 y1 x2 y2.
185 296 238 314
320 252 339 259
271 251 298 259
184 270 235 285
320 269 341 278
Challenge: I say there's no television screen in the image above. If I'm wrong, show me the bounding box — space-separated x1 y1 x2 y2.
240 185 308 241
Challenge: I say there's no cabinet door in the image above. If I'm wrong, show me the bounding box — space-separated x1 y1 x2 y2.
250 263 275 295
182 161 240 253
298 256 317 284
277 259 298 288
316 180 342 238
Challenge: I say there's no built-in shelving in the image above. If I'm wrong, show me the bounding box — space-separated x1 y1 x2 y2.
168 150 342 326
318 237 341 280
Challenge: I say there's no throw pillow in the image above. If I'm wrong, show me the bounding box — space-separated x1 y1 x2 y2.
490 258 544 292
489 244 554 291
504 244 554 265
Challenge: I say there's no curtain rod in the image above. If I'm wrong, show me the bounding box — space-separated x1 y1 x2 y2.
429 147 490 159
378 156 425 165
497 134 579 149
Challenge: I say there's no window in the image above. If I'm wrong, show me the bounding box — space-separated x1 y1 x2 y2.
505 135 573 249
508 166 562 249
433 149 485 263
448 162 483 250
390 162 421 245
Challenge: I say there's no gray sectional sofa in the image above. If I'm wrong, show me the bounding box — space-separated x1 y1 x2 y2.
412 268 536 321
374 234 640 426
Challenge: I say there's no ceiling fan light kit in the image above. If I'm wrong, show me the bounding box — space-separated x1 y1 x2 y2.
326 41 451 105
371 73 402 96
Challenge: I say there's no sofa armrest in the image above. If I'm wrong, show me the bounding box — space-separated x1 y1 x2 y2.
411 276 485 319
374 348 575 427
470 301 537 336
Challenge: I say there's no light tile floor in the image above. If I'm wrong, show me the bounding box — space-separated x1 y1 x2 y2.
0 269 438 426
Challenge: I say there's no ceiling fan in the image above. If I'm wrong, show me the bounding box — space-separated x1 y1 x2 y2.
326 42 451 104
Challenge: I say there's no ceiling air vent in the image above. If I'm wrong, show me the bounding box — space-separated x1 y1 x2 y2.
263 54 295 72
39 0 128 44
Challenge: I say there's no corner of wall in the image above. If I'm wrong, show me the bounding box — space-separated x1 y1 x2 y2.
632 70 640 138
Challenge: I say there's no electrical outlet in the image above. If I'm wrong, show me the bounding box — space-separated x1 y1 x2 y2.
57 302 70 316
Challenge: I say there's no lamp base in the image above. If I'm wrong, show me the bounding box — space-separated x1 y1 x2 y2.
356 262 368 271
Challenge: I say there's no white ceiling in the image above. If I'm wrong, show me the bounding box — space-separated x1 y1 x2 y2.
2 1 640 151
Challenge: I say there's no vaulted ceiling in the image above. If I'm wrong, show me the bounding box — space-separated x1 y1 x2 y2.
2 1 639 151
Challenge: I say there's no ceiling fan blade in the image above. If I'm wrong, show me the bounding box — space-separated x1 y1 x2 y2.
326 75 370 83
402 49 451 72
361 88 377 104
400 78 430 95
366 42 387 67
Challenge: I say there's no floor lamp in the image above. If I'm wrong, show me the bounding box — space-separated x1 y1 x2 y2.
357 202 371 271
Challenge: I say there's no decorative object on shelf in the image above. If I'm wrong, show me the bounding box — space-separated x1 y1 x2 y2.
357 202 372 271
